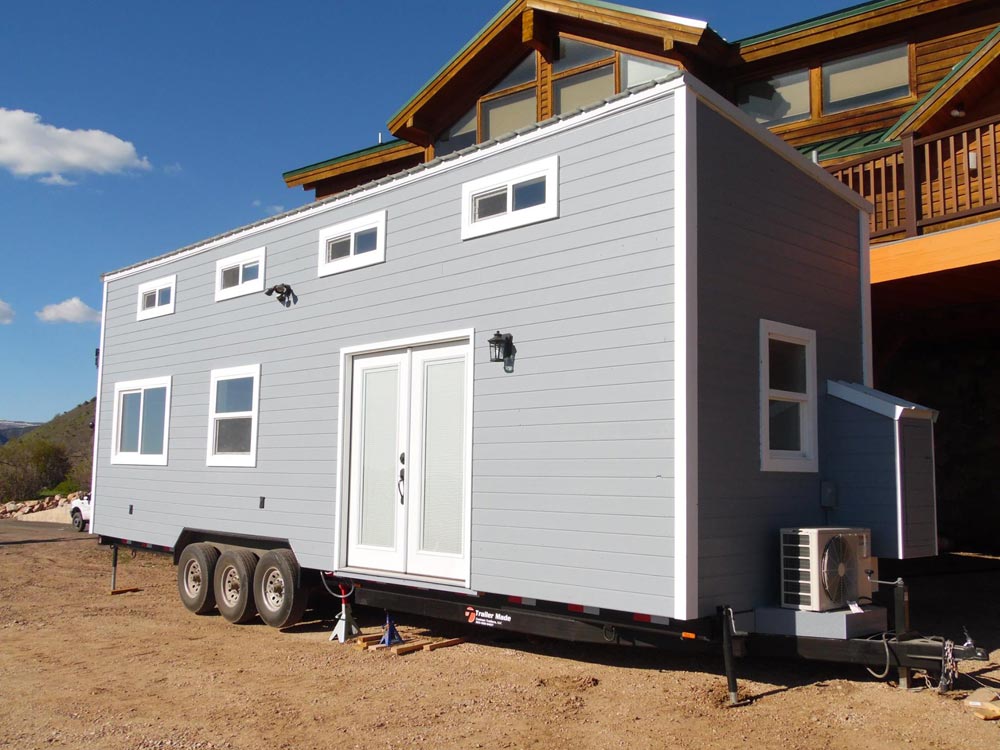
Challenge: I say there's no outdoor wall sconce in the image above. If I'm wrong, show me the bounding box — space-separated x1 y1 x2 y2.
488 331 516 373
950 102 966 118
264 283 296 306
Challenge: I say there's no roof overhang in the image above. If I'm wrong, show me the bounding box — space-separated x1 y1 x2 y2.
386 0 728 146
884 23 1000 139
282 140 425 190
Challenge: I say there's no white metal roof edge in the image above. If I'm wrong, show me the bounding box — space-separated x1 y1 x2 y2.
827 380 938 422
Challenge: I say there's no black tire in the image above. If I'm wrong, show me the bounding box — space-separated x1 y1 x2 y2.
71 510 86 532
177 543 219 615
213 549 259 624
253 549 307 628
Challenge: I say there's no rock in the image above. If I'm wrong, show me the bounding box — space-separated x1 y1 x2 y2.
58 498 69 507
68 491 82 501
4 502 19 513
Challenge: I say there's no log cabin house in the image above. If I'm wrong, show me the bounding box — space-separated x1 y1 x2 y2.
284 0 1000 551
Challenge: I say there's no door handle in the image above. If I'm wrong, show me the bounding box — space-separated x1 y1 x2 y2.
398 466 405 505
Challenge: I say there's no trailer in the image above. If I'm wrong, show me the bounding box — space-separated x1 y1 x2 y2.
91 72 986 689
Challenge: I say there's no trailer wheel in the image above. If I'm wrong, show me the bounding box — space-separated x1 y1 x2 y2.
214 549 259 624
253 549 307 628
177 543 219 615
71 510 86 532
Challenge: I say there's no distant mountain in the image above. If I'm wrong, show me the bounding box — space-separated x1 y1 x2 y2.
0 421 41 445
14 400 95 462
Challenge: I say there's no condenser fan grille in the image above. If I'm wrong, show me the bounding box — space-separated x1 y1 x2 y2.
821 535 856 604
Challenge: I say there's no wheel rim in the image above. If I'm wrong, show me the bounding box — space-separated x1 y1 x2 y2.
261 567 285 612
220 565 242 607
183 559 203 598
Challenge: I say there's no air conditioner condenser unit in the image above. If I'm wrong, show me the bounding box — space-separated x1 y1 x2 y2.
780 527 875 612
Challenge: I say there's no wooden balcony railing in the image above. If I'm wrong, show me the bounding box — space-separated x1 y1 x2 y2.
828 114 1000 240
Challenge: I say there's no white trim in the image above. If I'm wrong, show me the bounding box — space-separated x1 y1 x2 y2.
826 380 937 421
317 209 387 277
215 247 266 302
135 274 176 321
759 320 819 473
460 155 559 239
89 282 109 533
334 329 475 587
859 212 873 387
672 86 698 621
110 376 172 466
894 421 904 558
206 364 261 467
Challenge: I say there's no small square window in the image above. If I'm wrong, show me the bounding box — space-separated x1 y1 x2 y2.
461 156 559 240
317 210 387 278
136 275 176 321
215 247 266 302
111 376 172 465
207 364 260 467
760 320 818 472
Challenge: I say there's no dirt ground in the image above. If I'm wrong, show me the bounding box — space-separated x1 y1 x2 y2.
1 520 998 750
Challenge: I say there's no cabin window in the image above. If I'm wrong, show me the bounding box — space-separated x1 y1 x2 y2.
760 320 817 472
111 376 171 466
737 70 810 125
215 247 265 302
822 45 909 115
317 209 387 277
135 275 176 321
620 54 678 89
554 64 615 114
207 364 260 468
460 155 559 240
435 107 477 156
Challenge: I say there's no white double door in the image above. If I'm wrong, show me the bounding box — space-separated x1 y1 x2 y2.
346 341 470 581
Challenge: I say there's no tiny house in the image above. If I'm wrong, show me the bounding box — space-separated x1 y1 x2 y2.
91 72 936 634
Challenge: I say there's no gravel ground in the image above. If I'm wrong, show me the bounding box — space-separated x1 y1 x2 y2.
1 519 997 750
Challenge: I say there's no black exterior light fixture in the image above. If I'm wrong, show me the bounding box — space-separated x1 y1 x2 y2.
264 283 296 306
488 330 516 373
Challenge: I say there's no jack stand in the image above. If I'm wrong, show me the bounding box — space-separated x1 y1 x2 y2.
110 544 118 591
719 605 749 706
379 612 404 647
330 600 361 643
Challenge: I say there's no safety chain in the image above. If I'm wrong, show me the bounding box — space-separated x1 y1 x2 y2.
938 639 958 694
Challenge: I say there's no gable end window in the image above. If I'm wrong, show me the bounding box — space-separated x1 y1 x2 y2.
822 44 909 114
207 364 261 467
111 376 172 466
460 156 559 240
215 247 266 302
317 210 387 277
136 275 176 321
760 320 818 473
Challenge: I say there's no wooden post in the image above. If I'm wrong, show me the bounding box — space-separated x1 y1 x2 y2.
902 133 919 238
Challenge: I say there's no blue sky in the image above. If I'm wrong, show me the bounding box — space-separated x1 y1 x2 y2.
0 0 852 422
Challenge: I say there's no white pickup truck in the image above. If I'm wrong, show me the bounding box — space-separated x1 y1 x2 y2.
70 494 91 532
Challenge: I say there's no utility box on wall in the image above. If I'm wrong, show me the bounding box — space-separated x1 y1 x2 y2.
822 381 938 559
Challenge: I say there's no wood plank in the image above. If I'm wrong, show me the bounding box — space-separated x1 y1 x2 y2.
391 640 433 655
871 218 1000 283
423 638 466 651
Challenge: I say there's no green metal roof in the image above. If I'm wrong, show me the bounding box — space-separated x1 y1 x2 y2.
283 139 409 181
886 22 1000 139
795 129 897 161
736 0 907 46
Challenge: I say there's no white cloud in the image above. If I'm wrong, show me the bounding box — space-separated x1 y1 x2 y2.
251 199 262 207
0 299 13 324
252 199 285 215
163 162 182 175
35 297 101 324
0 108 151 185
265 204 285 214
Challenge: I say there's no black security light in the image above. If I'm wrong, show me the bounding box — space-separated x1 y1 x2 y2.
488 331 516 373
265 283 295 306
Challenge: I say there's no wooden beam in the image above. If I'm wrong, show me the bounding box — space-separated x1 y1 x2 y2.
662 37 674 53
871 217 1000 283
522 8 553 58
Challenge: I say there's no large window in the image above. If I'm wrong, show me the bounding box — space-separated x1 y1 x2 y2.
111 376 171 466
136 275 176 321
215 247 265 302
207 364 260 467
822 44 909 114
317 210 387 277
460 156 559 239
737 70 810 126
760 320 817 472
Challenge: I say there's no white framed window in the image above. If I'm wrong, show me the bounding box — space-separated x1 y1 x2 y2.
110 376 171 466
760 320 818 473
207 364 261 467
460 155 559 240
136 275 176 321
215 247 265 302
317 210 387 277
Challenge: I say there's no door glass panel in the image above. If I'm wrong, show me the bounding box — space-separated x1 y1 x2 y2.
359 367 399 548
420 359 465 554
